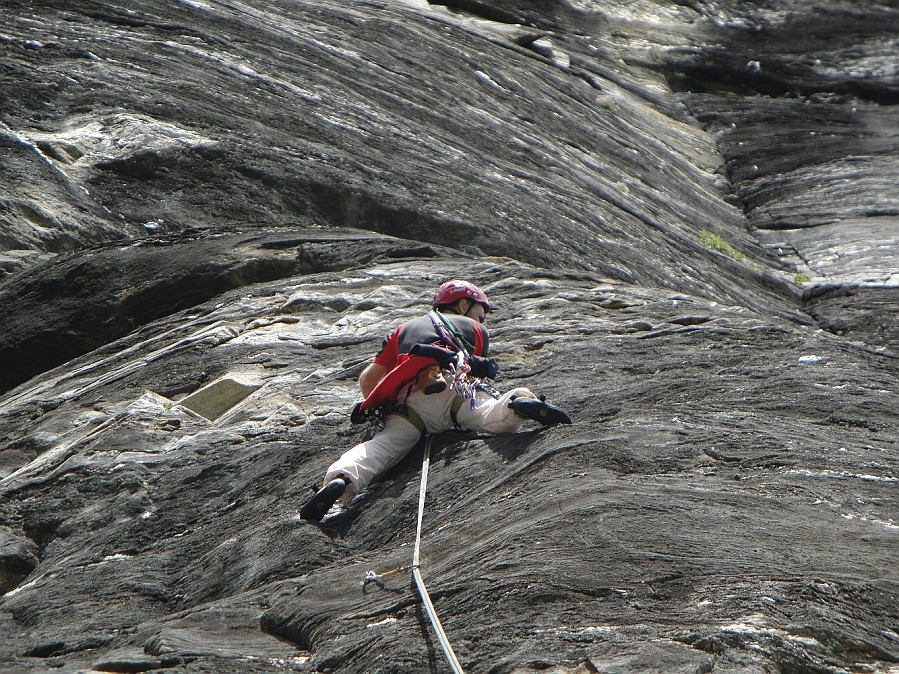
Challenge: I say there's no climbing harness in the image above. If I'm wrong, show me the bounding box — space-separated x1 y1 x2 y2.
363 435 466 673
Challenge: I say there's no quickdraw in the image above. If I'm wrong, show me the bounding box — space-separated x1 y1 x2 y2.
350 400 395 432
431 313 483 411
362 564 420 593
446 350 477 410
474 379 502 400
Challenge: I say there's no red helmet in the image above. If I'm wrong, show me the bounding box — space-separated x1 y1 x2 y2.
433 280 491 312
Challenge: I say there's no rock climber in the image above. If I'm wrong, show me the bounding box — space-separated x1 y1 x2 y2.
300 279 571 521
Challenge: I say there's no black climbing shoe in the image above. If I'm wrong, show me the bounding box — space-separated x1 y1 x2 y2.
300 477 347 521
509 398 572 426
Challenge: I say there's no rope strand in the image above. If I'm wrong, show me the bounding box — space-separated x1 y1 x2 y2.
361 437 466 671
412 435 466 674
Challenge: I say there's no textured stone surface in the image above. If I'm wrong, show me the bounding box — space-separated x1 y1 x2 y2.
0 1 897 673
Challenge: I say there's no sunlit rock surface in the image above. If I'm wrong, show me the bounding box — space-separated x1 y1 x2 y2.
0 1 896 673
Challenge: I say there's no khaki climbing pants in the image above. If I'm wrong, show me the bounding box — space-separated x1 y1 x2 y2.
322 381 537 499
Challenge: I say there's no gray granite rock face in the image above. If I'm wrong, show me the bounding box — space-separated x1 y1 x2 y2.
0 1 896 673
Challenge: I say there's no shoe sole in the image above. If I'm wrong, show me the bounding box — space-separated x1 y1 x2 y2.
534 408 572 425
300 480 346 521
512 400 572 425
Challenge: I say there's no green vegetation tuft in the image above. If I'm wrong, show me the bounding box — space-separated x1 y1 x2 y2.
696 230 746 261
794 273 810 283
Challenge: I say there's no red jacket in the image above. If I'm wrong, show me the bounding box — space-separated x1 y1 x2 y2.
373 313 488 370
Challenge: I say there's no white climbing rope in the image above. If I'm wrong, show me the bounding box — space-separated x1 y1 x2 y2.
412 435 466 674
361 435 466 671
